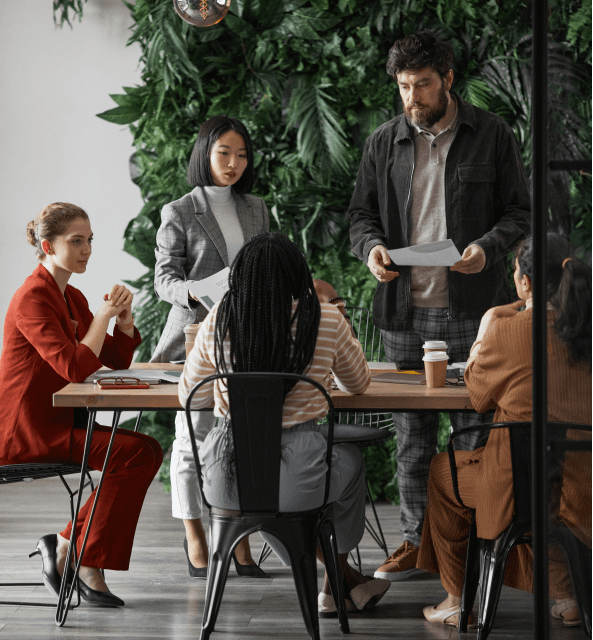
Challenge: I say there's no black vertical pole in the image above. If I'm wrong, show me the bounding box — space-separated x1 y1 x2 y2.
531 1 549 638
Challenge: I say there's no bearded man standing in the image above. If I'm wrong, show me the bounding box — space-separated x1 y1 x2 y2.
348 31 530 581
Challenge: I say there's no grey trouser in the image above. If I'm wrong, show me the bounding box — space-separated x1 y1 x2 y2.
170 411 216 520
200 420 367 565
382 307 492 546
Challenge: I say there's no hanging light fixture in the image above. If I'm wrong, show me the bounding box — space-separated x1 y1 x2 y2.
173 0 231 27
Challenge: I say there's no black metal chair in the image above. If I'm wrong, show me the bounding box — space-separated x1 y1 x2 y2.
185 372 350 640
0 462 94 608
447 421 591 639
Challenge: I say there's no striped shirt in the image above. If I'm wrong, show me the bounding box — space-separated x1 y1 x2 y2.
178 301 371 427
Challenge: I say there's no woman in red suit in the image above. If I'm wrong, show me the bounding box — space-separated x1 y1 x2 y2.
0 202 163 607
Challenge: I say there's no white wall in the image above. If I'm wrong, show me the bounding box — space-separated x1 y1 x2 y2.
0 0 147 426
0 0 145 350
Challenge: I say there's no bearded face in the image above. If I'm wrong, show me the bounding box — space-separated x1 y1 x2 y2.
403 79 448 129
397 68 452 130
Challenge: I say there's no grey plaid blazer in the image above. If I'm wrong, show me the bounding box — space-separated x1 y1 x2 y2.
150 186 269 363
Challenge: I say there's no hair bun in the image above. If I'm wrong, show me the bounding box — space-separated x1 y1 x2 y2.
26 220 38 247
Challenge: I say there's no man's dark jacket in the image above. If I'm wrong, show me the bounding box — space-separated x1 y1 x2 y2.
348 91 531 331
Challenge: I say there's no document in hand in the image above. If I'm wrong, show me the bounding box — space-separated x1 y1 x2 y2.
188 267 230 310
387 239 462 267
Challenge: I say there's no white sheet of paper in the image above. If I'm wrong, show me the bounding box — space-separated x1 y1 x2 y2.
387 239 462 267
188 267 230 310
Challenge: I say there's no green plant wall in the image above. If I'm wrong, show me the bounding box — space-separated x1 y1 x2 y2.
54 0 591 500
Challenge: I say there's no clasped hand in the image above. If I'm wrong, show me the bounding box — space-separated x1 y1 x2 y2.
97 284 133 324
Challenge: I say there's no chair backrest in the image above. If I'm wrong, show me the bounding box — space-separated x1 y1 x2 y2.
346 306 385 363
505 421 591 527
506 423 533 528
448 421 592 523
337 307 393 430
185 372 335 515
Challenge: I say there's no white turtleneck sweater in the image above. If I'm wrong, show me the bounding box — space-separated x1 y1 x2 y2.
203 185 244 265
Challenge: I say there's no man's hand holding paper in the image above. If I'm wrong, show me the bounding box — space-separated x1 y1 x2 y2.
450 243 486 274
367 245 399 282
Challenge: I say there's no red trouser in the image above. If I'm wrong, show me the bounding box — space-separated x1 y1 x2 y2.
59 425 163 571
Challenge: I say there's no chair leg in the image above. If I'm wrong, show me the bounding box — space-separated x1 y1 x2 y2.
476 538 498 640
199 516 242 640
459 515 480 633
363 480 388 556
476 527 526 640
256 541 274 566
318 518 350 635
272 518 321 640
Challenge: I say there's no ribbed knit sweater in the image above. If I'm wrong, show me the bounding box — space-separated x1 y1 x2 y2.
465 308 591 542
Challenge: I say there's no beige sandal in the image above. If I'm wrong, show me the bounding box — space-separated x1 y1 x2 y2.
422 604 477 628
349 578 391 611
551 598 580 627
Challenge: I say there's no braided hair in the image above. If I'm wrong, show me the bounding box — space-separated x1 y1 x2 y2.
214 232 320 395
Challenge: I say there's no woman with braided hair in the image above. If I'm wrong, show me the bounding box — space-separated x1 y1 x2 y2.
179 232 392 615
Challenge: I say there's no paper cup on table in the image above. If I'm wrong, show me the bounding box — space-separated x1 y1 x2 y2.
422 351 449 388
423 340 448 354
184 323 202 357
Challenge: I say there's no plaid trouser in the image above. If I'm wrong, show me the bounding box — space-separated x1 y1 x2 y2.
382 307 492 546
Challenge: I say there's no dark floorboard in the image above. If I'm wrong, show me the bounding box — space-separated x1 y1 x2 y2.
0 474 585 639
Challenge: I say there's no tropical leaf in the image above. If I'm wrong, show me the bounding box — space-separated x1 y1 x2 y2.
285 78 351 177
123 215 158 268
53 0 86 27
96 105 144 125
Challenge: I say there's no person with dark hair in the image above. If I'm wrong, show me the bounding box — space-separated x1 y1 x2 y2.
150 115 269 578
0 203 163 607
417 233 591 628
348 30 531 581
179 232 392 615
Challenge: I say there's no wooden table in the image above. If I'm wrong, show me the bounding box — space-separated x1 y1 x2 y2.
54 363 473 412
52 363 473 621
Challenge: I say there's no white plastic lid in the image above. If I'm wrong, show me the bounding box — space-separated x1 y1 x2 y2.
423 340 448 349
422 351 449 362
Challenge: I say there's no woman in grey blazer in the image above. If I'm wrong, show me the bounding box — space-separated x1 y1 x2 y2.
150 116 269 577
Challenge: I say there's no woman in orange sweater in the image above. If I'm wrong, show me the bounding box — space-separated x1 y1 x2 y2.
0 203 163 607
417 233 591 628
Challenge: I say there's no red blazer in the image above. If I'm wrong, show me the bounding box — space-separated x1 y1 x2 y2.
0 264 141 463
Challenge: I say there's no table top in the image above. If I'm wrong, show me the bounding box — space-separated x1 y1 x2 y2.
53 363 473 412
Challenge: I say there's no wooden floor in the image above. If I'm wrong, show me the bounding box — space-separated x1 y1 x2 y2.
0 474 585 639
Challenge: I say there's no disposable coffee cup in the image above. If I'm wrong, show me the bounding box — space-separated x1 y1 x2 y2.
422 351 449 388
184 323 202 357
423 340 448 354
